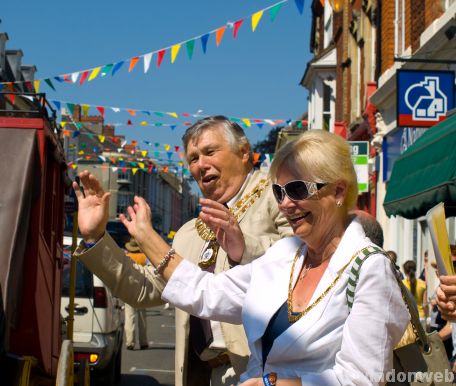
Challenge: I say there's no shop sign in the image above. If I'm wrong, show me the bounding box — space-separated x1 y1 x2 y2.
397 70 455 127
349 141 369 193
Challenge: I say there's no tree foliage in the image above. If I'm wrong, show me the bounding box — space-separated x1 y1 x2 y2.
252 126 283 155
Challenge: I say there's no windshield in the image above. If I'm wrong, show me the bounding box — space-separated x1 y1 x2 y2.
62 246 93 297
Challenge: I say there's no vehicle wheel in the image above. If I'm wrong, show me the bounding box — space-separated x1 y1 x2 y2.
92 359 115 386
114 347 122 384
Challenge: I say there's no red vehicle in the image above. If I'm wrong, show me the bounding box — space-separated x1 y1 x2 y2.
0 92 80 385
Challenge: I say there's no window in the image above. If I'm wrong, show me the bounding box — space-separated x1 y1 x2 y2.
322 83 332 131
323 4 333 48
395 0 405 55
117 169 131 181
117 188 134 216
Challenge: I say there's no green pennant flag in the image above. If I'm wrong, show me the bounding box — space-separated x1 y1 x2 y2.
297 120 302 128
230 117 241 123
86 133 94 139
101 63 114 77
44 78 56 91
76 122 83 129
269 3 282 22
80 142 87 149
186 39 195 60
67 103 75 115
154 112 164 117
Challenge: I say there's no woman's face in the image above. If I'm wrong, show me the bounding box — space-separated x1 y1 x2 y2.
275 166 344 250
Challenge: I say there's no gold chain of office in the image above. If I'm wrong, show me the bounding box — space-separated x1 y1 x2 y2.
195 178 270 241
287 244 358 323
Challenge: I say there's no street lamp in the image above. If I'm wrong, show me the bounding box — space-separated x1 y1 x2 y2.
327 0 343 13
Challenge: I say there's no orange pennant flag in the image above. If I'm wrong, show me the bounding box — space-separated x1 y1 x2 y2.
63 130 70 137
129 57 140 72
127 109 137 116
215 26 226 46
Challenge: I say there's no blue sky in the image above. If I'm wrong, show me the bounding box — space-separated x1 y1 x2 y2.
2 0 312 150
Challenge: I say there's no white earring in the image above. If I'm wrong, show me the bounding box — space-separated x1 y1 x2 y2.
336 201 342 207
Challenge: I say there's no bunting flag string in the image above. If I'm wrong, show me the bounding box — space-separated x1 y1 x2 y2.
52 98 299 129
0 0 300 91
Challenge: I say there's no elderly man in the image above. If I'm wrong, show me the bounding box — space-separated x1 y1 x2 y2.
73 115 292 386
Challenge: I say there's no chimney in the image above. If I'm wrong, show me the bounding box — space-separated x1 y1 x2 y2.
21 65 37 82
6 49 24 80
0 33 9 78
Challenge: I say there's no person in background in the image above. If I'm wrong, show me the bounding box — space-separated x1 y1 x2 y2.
349 209 384 248
114 129 408 385
402 260 427 327
124 238 149 350
419 250 429 281
72 115 292 386
387 250 404 279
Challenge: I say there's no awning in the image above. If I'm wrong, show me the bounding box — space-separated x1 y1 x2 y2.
383 113 456 219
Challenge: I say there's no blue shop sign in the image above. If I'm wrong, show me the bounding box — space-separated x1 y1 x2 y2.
382 127 427 182
397 70 455 127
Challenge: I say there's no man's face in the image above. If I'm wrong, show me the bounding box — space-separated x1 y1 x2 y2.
186 127 250 203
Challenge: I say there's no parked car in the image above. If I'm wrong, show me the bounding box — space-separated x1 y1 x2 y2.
61 236 124 385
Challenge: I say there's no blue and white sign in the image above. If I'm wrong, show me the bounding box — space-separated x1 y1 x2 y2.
382 127 428 181
397 70 455 127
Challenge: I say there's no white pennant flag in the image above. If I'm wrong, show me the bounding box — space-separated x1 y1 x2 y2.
121 140 127 147
264 119 275 126
111 107 121 113
71 72 79 83
143 53 153 73
112 167 118 172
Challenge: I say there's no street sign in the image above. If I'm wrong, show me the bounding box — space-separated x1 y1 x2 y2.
397 70 455 127
349 141 369 193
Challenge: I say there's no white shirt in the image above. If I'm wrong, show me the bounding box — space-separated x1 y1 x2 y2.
163 220 409 385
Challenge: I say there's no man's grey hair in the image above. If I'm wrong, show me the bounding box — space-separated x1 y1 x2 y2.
182 115 251 161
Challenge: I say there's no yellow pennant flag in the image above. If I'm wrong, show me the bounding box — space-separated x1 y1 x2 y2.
242 118 252 127
78 150 85 155
171 44 181 64
71 164 78 170
88 67 102 81
164 144 171 151
141 150 148 157
140 121 148 126
251 10 264 32
60 122 67 128
82 104 90 116
166 112 178 118
34 80 40 93
138 162 145 169
98 135 105 143
132 168 138 175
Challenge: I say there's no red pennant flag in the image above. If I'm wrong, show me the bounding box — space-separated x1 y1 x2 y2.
174 146 180 152
147 164 153 173
233 19 244 39
96 106 105 117
63 74 72 83
181 113 190 117
7 94 16 104
131 140 138 146
122 167 127 172
157 49 166 68
79 70 89 85
127 120 132 125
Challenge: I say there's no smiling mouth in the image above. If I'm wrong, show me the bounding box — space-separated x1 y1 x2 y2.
202 175 218 185
288 211 311 225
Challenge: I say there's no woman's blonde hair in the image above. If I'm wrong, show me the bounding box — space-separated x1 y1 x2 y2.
269 129 358 210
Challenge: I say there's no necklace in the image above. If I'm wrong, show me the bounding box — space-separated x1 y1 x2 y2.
195 178 269 241
287 244 358 323
298 263 312 281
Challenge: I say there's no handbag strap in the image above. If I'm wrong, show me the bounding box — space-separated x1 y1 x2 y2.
346 245 429 348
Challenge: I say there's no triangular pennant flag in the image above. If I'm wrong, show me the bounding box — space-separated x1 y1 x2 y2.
166 112 178 118
112 107 121 113
242 118 251 127
215 26 226 47
63 74 72 83
294 0 305 14
54 76 64 83
154 142 160 147
7 94 16 105
63 130 70 137
79 71 89 85
96 106 105 117
201 34 210 54
147 164 153 173
269 3 283 21
179 152 184 159
101 64 113 77
157 49 166 68
141 150 148 157
186 39 195 60
67 103 75 115
170 125 177 130
256 123 264 129
166 151 173 160
97 135 105 143
171 44 181 64
80 142 87 149
129 57 140 72
98 155 107 162
154 151 160 157
33 80 40 93
233 19 244 39
88 67 101 81
112 167 118 172
174 146 180 152
297 120 303 128
111 61 124 76
127 109 136 116
164 144 171 151
143 53 153 73
53 100 61 111
251 11 264 32
140 121 148 126
71 72 80 83
163 166 169 173
267 154 274 162
138 162 145 169
72 164 78 170
44 78 56 91
154 112 164 117
253 152 261 165
132 168 138 175
127 120 132 125
82 104 90 117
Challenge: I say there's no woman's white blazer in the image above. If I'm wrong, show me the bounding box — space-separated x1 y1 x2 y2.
163 220 409 385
